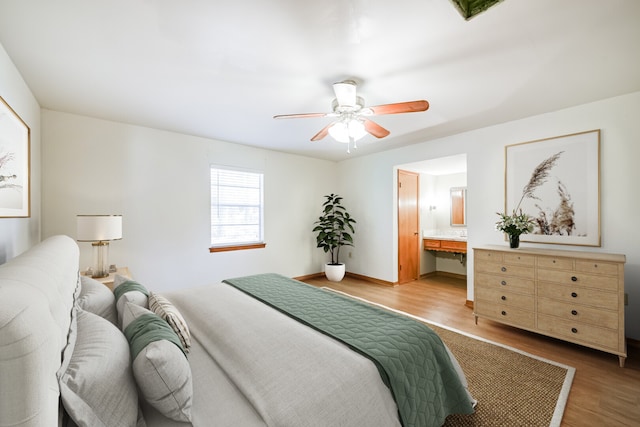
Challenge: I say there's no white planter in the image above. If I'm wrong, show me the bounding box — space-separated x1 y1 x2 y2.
325 263 346 282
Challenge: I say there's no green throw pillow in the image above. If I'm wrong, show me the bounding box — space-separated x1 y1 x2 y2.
121 302 192 422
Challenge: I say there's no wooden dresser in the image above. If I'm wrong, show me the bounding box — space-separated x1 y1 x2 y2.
473 245 626 366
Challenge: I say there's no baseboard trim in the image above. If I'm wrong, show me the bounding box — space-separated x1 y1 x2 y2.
294 271 396 287
298 271 472 288
293 272 325 281
421 271 467 281
346 272 396 287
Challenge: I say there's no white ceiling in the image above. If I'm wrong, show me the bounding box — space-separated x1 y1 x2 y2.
1 0 639 162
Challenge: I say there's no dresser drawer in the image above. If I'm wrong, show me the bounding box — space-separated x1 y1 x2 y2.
575 260 619 276
537 269 618 291
537 281 618 310
503 253 535 266
476 287 534 311
537 297 618 329
475 300 535 329
537 256 574 270
537 314 619 350
475 250 503 263
476 262 534 279
475 272 534 293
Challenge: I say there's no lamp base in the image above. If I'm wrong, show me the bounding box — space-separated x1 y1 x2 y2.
91 241 110 278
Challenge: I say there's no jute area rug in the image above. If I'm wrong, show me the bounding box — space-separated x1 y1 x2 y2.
323 288 575 427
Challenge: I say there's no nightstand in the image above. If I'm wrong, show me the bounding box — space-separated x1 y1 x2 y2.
81 267 131 291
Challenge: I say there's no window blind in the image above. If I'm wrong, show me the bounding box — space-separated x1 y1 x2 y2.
210 167 264 247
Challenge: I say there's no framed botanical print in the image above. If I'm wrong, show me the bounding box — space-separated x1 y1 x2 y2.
505 130 600 246
0 96 30 217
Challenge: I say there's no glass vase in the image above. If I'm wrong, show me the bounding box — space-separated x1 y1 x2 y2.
509 234 520 249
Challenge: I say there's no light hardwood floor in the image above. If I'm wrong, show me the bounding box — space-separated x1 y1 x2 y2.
302 274 640 427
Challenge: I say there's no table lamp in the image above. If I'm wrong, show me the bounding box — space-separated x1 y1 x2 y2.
77 215 122 278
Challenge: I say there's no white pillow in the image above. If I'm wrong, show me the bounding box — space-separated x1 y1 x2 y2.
77 276 118 325
58 308 139 427
122 302 193 422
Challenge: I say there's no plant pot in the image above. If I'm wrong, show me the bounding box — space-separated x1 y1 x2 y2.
325 263 346 282
509 234 520 249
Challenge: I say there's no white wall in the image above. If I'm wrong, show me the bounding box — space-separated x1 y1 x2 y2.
0 44 41 262
42 110 337 291
338 91 640 340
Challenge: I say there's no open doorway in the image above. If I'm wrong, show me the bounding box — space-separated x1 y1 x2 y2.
396 154 467 285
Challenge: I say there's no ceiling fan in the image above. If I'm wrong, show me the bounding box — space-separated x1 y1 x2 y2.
274 80 429 152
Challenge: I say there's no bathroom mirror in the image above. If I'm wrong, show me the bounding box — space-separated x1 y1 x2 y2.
450 187 466 226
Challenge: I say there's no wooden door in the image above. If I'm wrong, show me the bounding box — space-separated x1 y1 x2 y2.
398 170 419 283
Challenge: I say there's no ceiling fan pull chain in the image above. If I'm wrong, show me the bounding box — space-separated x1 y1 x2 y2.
348 135 356 154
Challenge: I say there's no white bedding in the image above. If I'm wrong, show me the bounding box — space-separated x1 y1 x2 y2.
0 236 471 427
145 283 402 426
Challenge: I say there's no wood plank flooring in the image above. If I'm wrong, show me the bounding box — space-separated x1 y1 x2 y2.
302 274 640 427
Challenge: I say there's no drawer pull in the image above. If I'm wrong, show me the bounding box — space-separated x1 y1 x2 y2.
501 267 507 272
571 276 578 282
501 280 506 286
501 295 506 301
571 292 578 298
571 327 578 334
501 310 507 316
571 310 578 316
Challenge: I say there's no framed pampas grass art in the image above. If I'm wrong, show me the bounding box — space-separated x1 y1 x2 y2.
505 130 600 246
0 96 30 218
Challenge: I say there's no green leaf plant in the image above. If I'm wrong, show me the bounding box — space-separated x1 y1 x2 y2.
312 194 356 265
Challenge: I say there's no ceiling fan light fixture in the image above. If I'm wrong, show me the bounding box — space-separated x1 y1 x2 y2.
328 118 367 143
332 80 358 107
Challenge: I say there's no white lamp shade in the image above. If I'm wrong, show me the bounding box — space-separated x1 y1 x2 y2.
77 215 123 242
328 119 367 143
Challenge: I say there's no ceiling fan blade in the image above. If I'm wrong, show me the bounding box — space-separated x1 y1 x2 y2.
273 112 329 119
363 119 390 139
310 123 333 141
333 80 357 107
366 100 429 115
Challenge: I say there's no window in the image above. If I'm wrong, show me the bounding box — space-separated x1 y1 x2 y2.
210 167 265 252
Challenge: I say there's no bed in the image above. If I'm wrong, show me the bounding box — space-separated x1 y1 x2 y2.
0 235 475 427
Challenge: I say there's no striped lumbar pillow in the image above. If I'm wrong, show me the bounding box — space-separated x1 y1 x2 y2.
148 292 192 352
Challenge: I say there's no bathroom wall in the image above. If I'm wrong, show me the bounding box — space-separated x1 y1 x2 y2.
420 172 467 276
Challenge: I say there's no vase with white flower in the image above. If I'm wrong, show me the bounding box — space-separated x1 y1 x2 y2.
496 210 534 248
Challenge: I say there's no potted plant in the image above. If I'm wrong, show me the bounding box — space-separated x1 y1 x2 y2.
312 193 356 281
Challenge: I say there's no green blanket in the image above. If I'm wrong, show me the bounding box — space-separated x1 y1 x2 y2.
223 273 474 427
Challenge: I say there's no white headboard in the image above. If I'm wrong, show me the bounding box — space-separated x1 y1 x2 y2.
0 235 79 427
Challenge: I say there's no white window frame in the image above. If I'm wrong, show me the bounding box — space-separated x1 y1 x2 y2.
210 166 265 252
